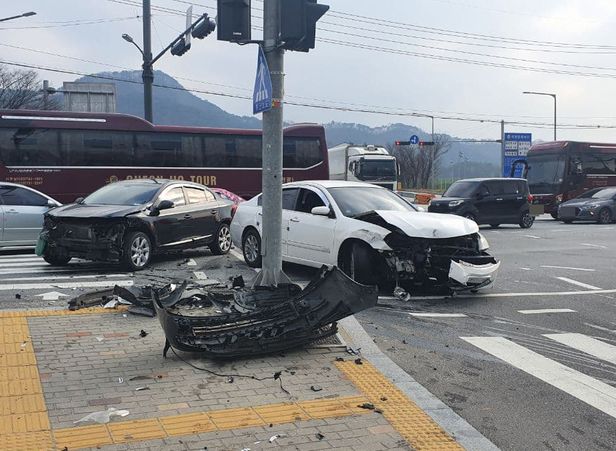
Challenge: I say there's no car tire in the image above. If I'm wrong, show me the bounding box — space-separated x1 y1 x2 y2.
210 222 232 255
464 213 477 222
490 224 500 228
43 251 71 266
122 231 152 271
519 212 534 228
341 242 377 285
597 208 612 224
242 228 262 268
550 212 559 220
563 219 573 224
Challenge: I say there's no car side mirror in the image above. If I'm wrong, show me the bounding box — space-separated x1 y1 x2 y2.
74 197 84 204
157 199 174 211
311 206 331 216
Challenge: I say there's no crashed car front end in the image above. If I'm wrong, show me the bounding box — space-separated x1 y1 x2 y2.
382 231 499 292
43 214 128 262
352 211 500 292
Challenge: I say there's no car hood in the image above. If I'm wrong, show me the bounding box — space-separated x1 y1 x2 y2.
357 210 478 239
48 203 145 219
561 199 609 207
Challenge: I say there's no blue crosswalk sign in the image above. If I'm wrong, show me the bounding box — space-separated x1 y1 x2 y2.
253 46 272 114
410 135 419 145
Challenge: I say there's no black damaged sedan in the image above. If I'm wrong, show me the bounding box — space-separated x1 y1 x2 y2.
40 179 234 270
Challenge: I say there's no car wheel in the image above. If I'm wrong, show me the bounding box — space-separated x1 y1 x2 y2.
597 208 612 224
519 212 534 229
242 229 262 268
210 223 232 255
342 242 377 285
43 250 71 266
464 213 476 222
490 224 500 228
122 231 152 271
550 212 558 220
563 219 573 224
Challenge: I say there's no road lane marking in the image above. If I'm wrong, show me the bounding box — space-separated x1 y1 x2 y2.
544 333 616 365
584 323 616 335
229 248 244 261
581 243 608 249
520 267 532 271
556 277 601 291
541 265 595 272
0 267 109 275
1 280 133 291
461 336 616 420
3 274 129 282
409 313 468 318
518 309 577 314
193 271 207 280
523 235 541 239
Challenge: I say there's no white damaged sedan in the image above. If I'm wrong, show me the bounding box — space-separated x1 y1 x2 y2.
231 180 500 292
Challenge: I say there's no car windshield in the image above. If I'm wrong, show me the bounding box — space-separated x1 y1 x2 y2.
328 186 416 217
358 160 396 180
443 181 479 198
579 188 616 199
83 183 160 206
527 153 565 194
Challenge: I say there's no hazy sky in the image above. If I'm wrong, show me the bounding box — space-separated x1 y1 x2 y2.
3 0 616 142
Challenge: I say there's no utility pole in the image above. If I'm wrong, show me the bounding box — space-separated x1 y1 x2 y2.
142 0 154 123
255 0 288 286
42 80 49 110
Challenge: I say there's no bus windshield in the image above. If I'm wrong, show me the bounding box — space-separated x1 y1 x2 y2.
527 154 565 194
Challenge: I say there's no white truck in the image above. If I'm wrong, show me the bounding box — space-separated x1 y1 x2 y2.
328 143 398 190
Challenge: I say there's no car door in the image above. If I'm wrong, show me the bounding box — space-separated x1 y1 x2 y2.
502 180 527 221
152 185 192 248
286 187 337 266
473 183 496 224
183 186 219 244
0 185 50 245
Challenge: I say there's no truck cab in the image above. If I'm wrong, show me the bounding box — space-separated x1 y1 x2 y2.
328 144 398 190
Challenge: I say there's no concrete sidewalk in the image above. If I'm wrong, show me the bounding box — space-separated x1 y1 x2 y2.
1 306 473 450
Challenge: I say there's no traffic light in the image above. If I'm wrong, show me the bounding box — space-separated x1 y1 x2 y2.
419 141 435 147
170 37 191 56
217 0 251 42
395 141 410 146
192 14 216 39
280 0 329 52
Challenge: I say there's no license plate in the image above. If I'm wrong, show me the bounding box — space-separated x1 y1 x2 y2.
530 204 544 216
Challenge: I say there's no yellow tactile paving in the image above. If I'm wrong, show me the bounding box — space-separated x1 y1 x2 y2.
0 306 128 318
53 424 113 449
253 402 311 423
336 360 464 451
159 412 215 436
108 418 166 443
0 318 53 449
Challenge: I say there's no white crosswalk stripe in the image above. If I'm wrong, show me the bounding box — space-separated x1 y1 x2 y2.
462 335 616 420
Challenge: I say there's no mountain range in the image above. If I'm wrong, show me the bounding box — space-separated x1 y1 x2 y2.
77 70 501 177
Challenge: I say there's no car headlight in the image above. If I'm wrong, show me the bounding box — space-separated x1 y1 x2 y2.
449 200 464 207
584 203 601 209
478 233 490 251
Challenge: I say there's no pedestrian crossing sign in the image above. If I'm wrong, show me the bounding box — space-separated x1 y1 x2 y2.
253 46 273 114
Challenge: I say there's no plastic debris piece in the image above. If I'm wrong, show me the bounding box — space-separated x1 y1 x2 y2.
139 330 148 338
335 357 344 362
227 376 234 383
375 408 384 414
316 433 325 440
354 358 363 365
20 341 27 349
380 396 388 401
358 402 375 410
122 314 128 318
269 434 286 443
129 375 153 381
393 286 411 302
15 293 21 299
135 386 150 391
310 385 322 392
95 337 104 342
74 407 129 424
118 377 124 384
103 299 119 309
117 296 132 305
273 371 282 380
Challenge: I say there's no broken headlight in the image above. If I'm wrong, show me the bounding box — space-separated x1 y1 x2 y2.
449 200 464 207
478 233 490 251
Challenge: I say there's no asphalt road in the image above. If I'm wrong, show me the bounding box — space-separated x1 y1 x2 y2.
1 216 615 450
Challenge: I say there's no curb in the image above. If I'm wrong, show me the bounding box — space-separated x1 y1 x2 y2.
339 315 500 451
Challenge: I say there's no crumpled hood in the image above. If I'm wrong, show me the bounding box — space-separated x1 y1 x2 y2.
374 210 479 239
48 203 144 219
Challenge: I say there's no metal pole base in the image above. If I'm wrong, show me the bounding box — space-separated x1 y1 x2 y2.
252 268 292 288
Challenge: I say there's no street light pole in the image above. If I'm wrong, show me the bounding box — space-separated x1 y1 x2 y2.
523 91 557 141
0 11 36 22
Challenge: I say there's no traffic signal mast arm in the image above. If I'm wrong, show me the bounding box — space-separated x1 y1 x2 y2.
152 13 216 63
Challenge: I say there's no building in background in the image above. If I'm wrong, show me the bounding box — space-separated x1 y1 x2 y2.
62 82 116 113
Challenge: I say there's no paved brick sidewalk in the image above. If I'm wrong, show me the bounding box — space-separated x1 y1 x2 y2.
1 307 464 450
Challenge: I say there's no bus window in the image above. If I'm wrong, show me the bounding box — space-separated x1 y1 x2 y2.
136 133 181 167
285 138 321 168
581 154 616 175
0 128 61 165
61 130 134 166
203 136 229 167
236 136 262 167
178 135 203 167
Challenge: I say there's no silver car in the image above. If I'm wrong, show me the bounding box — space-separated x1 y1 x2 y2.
0 182 61 248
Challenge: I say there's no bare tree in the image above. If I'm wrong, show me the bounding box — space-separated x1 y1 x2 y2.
0 65 60 110
389 134 451 189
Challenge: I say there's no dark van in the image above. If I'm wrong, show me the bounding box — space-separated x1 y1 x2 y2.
428 178 534 228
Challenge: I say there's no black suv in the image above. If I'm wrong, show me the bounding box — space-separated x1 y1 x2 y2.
428 178 534 228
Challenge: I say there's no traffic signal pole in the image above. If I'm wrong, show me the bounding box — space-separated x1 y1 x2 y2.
142 0 154 123
254 0 289 286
